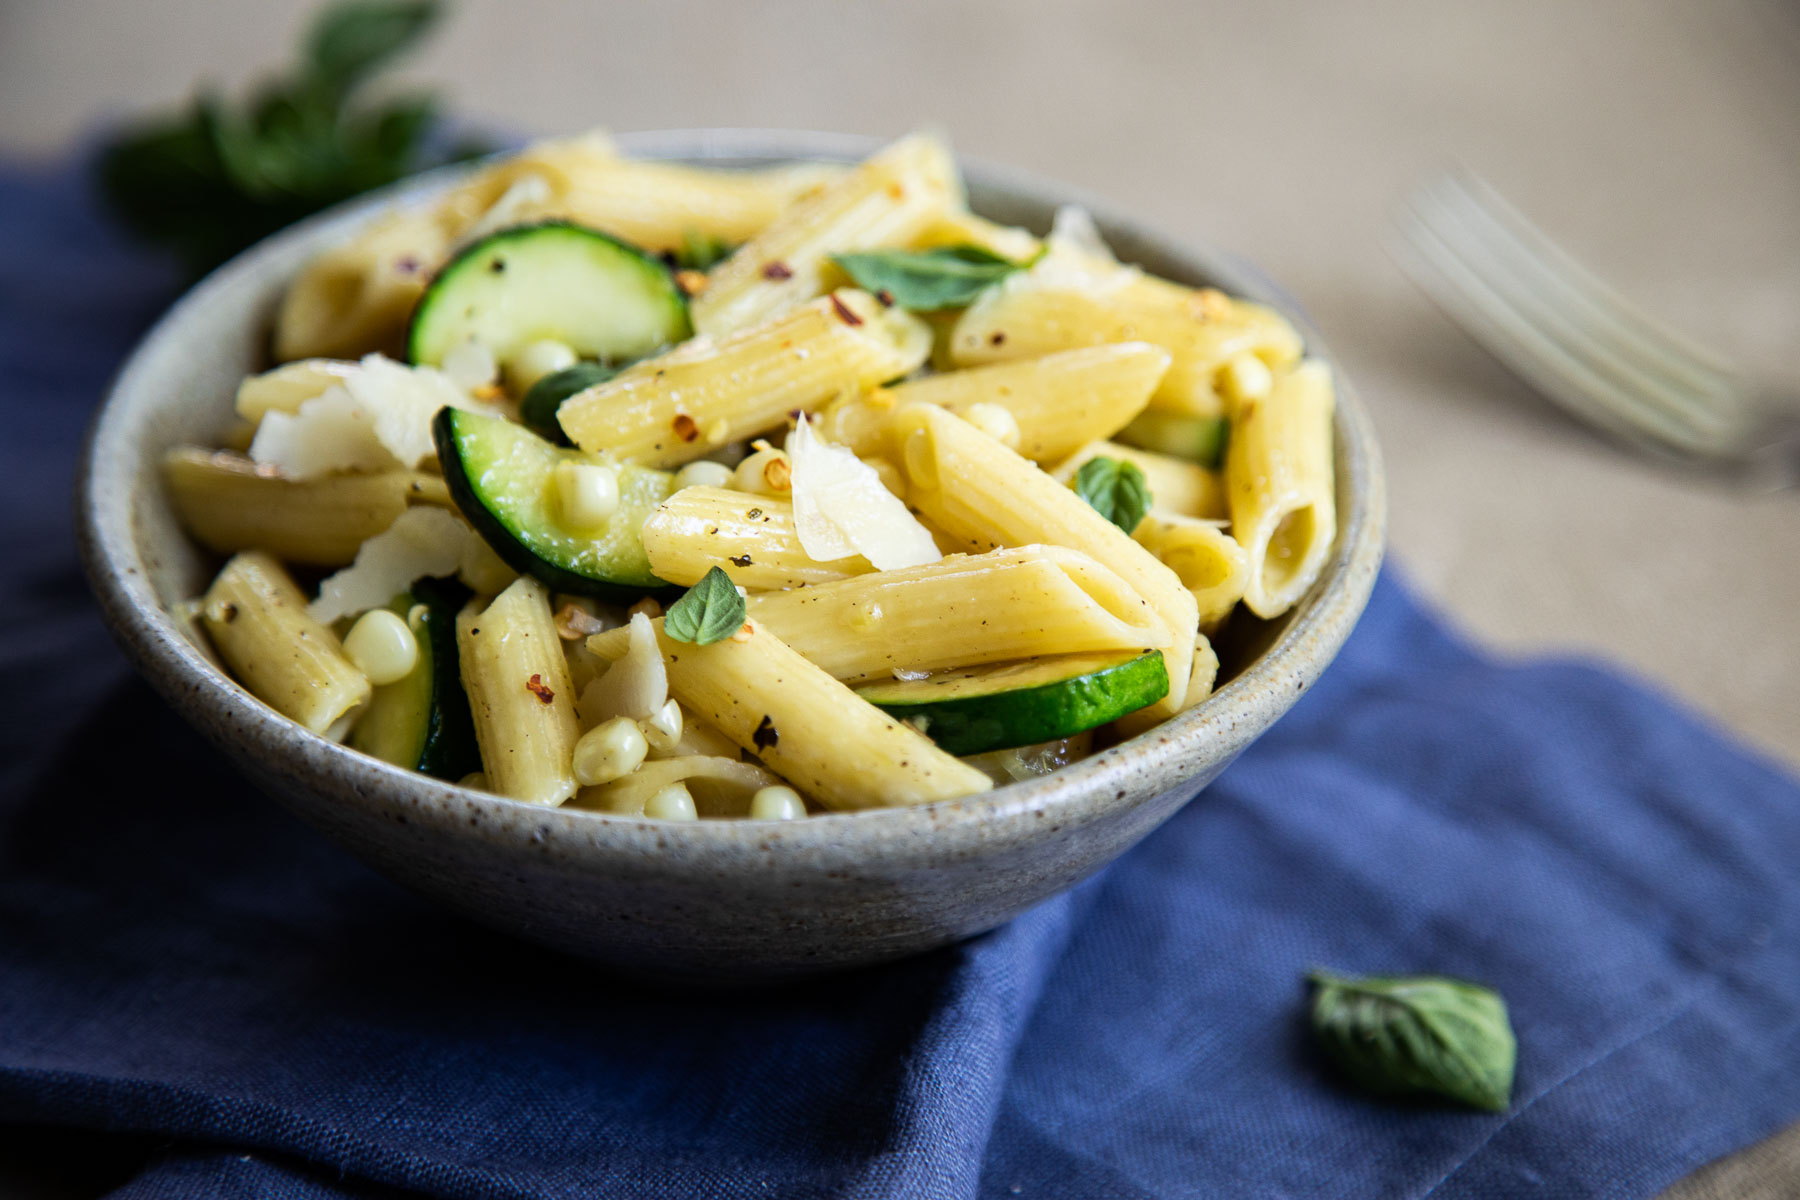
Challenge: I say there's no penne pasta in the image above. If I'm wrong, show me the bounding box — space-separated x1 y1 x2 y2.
640 487 874 589
890 405 1199 717
201 551 370 737
1049 440 1228 521
557 289 930 466
235 359 360 424
457 576 581 806
820 343 1169 464
164 449 449 566
910 208 1043 262
692 132 961 336
592 619 993 810
1226 359 1337 619
591 545 1166 683
949 276 1303 420
1131 513 1249 630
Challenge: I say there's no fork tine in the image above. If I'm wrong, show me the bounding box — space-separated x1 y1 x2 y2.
1411 179 1739 448
1429 173 1740 425
1393 196 1734 459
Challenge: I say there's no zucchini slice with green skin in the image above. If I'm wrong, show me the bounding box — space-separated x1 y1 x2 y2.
1117 410 1230 470
433 407 678 601
407 221 692 369
857 650 1169 756
520 361 616 445
349 578 481 780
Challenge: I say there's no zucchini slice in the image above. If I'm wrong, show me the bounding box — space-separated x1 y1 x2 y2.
432 407 677 600
408 222 691 369
1116 410 1230 470
349 579 481 780
857 650 1169 756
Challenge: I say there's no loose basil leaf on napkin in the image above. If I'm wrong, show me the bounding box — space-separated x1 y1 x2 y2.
830 244 1024 311
1074 457 1152 533
97 0 486 275
1308 970 1516 1112
663 567 746 646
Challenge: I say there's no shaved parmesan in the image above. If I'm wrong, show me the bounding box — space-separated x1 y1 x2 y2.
1029 205 1141 296
249 354 474 481
578 612 667 724
309 507 502 624
786 415 940 570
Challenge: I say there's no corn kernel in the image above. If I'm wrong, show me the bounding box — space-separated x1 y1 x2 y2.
343 608 418 685
643 782 697 820
553 461 620 531
749 786 806 821
962 402 1021 450
573 716 649 786
675 460 735 490
640 699 684 753
508 338 578 393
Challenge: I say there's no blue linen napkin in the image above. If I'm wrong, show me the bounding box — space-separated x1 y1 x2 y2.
5 157 1800 1200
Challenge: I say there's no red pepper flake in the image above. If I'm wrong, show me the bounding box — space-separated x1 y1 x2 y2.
394 256 420 275
761 260 793 280
730 553 754 567
989 331 1007 347
830 294 864 326
219 602 238 623
753 714 779 750
675 269 709 296
525 674 555 704
875 289 895 308
672 413 699 442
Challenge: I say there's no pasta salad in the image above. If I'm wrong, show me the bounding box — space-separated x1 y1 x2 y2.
165 130 1336 819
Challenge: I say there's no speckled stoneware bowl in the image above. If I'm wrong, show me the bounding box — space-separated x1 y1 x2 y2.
79 129 1385 980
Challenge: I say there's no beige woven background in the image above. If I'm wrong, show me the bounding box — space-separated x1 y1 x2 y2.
1 0 1796 1193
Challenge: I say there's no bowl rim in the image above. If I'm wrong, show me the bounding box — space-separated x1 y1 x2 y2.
77 127 1386 868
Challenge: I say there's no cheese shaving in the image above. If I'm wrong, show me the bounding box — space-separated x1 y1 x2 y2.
309 507 503 624
785 415 940 570
578 612 668 724
249 354 474 481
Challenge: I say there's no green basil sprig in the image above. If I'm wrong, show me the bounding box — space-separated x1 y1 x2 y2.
830 244 1024 311
663 566 747 645
1074 457 1152 533
97 0 488 275
1308 969 1516 1112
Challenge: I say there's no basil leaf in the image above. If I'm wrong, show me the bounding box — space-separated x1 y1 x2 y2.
663 567 746 645
307 1 440 97
1308 970 1516 1112
97 0 480 276
830 244 1023 311
1074 457 1152 532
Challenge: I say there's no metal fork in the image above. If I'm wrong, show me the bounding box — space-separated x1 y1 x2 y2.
1391 170 1800 486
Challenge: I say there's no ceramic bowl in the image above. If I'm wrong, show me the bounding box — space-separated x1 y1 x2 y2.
79 129 1385 980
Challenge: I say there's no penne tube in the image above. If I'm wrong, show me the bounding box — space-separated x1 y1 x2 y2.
558 289 929 466
910 208 1043 262
890 405 1199 717
820 343 1169 464
949 276 1302 420
574 756 783 818
1049 440 1228 521
1227 359 1338 619
640 487 873 589
274 133 843 361
1131 513 1249 630
595 545 1167 683
164 449 450 567
457 576 581 806
235 359 359 424
201 551 370 736
692 132 962 336
591 619 992 810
